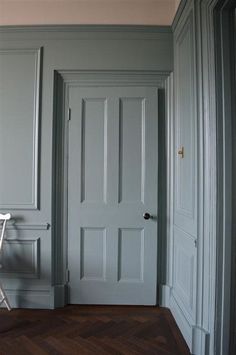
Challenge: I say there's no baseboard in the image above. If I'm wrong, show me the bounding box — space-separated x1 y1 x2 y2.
160 284 171 307
170 294 192 350
51 284 67 308
1 287 52 309
192 326 210 355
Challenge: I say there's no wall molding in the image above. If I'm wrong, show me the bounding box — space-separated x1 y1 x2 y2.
59 70 171 88
51 285 67 308
0 238 40 279
208 1 236 354
1 287 51 309
0 25 173 43
160 284 171 307
0 47 42 210
4 223 50 230
192 326 210 355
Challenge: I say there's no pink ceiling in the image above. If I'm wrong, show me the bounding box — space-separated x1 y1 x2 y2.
0 0 181 26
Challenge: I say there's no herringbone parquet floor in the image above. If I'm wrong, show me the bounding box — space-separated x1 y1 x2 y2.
0 306 190 355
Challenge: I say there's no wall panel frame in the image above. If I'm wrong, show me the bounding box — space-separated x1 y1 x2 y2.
0 47 42 210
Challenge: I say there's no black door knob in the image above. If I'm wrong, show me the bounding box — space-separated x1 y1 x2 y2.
143 212 152 220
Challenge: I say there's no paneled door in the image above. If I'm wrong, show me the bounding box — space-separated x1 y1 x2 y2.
67 86 158 305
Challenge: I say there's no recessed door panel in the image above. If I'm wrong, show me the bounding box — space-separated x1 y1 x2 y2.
81 99 107 204
119 98 145 204
68 86 158 305
118 228 144 282
80 228 106 281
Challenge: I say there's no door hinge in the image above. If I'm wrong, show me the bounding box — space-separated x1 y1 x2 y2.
68 107 71 121
66 269 70 283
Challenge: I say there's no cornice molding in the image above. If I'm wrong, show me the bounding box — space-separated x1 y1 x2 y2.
0 24 172 34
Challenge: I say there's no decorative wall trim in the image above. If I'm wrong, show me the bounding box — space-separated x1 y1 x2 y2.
207 1 236 354
51 285 67 308
192 326 210 355
4 223 50 230
0 238 40 279
160 284 171 307
1 287 51 309
59 70 171 88
165 73 174 292
170 293 192 349
0 25 172 34
0 47 42 210
172 0 188 30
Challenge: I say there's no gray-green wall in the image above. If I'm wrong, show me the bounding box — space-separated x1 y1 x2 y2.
0 26 173 308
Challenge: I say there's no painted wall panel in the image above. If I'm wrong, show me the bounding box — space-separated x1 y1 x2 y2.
172 226 196 322
170 0 198 351
0 238 40 278
0 48 40 210
174 9 197 236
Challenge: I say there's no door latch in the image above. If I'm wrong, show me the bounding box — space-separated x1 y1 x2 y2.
178 146 184 158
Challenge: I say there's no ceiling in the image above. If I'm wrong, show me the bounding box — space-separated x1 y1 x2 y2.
0 0 181 26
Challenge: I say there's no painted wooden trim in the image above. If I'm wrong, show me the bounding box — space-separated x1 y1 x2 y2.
4 223 50 230
160 284 171 307
194 2 219 355
0 47 42 210
211 1 236 354
51 285 67 308
0 25 173 42
0 25 172 34
192 326 210 355
192 1 235 355
159 73 174 308
172 0 188 30
52 71 66 287
0 287 52 309
60 70 171 87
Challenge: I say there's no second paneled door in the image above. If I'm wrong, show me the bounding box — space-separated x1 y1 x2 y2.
68 86 158 305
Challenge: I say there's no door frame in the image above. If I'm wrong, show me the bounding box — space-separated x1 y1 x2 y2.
212 1 236 353
195 1 236 353
51 70 172 307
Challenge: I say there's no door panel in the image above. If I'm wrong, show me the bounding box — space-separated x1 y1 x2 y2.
80 98 107 204
119 98 145 204
118 228 144 282
68 86 158 305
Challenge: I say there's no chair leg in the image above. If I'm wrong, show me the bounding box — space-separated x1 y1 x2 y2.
0 282 11 311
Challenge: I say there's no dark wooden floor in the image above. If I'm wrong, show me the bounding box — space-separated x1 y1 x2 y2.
0 306 190 355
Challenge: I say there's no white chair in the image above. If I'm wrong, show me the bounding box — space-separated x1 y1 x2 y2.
0 213 11 311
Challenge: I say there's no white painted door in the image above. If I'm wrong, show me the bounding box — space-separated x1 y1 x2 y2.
68 86 158 305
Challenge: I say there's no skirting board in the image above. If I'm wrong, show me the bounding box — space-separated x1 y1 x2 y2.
192 326 210 355
1 288 52 309
52 284 67 308
170 294 192 350
160 284 171 307
169 294 209 355
0 285 67 309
